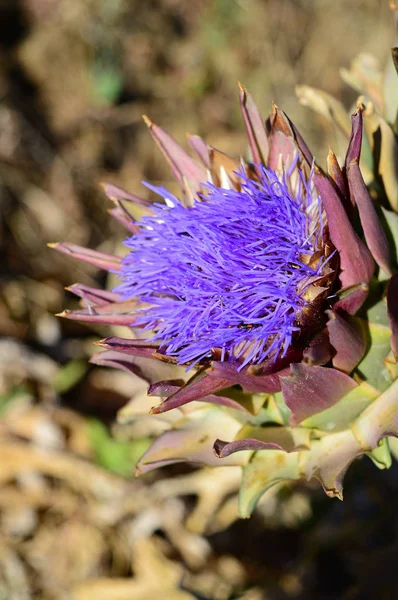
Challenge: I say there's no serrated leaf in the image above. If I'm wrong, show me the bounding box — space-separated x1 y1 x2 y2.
136 406 245 474
239 450 300 517
301 429 362 499
367 437 392 470
352 377 398 449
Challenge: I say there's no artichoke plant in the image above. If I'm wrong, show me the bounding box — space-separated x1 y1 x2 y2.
51 71 398 517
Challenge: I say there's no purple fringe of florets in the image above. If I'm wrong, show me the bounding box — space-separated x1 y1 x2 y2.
116 165 324 368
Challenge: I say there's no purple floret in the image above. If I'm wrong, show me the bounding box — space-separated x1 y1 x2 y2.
116 165 323 368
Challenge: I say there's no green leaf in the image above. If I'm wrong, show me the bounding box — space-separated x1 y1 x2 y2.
272 391 292 426
88 419 151 476
239 450 300 517
240 395 287 427
367 437 392 470
0 385 29 414
366 296 390 327
91 63 123 104
356 322 397 392
53 360 87 394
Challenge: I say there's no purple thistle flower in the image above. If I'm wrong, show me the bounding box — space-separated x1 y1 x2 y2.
51 82 398 510
116 164 327 369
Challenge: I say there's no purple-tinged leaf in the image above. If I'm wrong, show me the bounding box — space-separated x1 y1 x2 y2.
57 299 141 325
69 299 138 315
187 134 210 168
247 346 304 376
210 361 283 393
387 274 398 359
214 438 281 458
57 309 137 326
267 105 296 171
302 329 333 366
148 381 184 397
148 379 248 412
93 346 186 385
194 394 249 412
239 83 269 165
91 349 185 387
344 105 364 170
143 116 205 193
66 284 120 306
267 104 313 175
108 207 140 234
90 349 149 377
345 108 393 276
280 363 358 425
101 182 152 207
98 336 161 359
100 336 160 350
49 242 121 272
100 336 180 366
347 159 393 276
150 368 232 414
334 283 371 316
326 310 366 373
327 150 349 207
313 167 374 313
285 113 314 167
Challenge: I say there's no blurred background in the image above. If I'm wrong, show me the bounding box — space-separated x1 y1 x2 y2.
1 1 397 598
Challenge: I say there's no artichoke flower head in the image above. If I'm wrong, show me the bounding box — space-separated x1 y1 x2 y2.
52 79 398 516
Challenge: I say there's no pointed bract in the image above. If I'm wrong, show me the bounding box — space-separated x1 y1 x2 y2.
149 369 233 414
326 310 366 373
346 109 393 275
49 242 121 271
280 363 358 425
313 167 374 312
143 116 205 200
66 284 120 306
239 83 269 165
